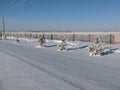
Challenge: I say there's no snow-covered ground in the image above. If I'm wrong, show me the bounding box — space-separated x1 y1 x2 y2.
0 37 120 90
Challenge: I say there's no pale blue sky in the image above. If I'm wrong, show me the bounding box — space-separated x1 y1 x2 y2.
0 0 120 31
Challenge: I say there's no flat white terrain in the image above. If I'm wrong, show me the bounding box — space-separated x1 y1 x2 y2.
0 38 120 90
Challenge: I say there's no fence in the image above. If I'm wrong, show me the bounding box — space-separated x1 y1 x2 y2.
4 32 120 44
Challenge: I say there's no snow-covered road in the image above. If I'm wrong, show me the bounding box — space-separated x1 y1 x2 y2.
0 39 120 90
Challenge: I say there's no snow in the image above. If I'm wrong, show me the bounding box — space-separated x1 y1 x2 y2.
0 37 120 90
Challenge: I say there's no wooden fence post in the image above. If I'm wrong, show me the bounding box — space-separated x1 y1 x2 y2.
110 34 112 44
89 34 91 42
110 34 114 44
73 34 75 41
51 33 53 40
36 33 37 38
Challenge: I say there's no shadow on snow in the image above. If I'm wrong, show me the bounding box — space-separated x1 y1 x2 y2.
102 47 119 56
67 45 88 51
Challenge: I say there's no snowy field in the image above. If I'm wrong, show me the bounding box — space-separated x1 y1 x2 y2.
0 37 120 90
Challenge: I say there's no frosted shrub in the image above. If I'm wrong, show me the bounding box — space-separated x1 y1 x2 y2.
2 34 7 40
57 38 67 51
16 36 20 43
37 35 45 47
89 37 105 56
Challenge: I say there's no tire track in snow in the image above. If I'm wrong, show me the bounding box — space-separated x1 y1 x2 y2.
0 49 84 90
0 81 3 90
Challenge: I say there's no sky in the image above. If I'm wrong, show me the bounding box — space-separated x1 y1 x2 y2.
0 0 120 32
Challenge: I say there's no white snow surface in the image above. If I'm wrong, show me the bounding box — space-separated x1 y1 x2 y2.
0 37 120 90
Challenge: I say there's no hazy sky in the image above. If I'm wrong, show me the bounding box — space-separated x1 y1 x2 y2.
0 0 120 32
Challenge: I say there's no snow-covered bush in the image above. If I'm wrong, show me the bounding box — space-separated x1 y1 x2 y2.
89 37 105 56
57 38 67 51
16 36 20 43
36 35 45 47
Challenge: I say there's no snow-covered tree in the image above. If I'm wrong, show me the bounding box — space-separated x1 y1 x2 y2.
37 34 45 47
2 34 7 40
57 37 67 51
16 35 20 43
89 37 105 56
0 32 2 40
